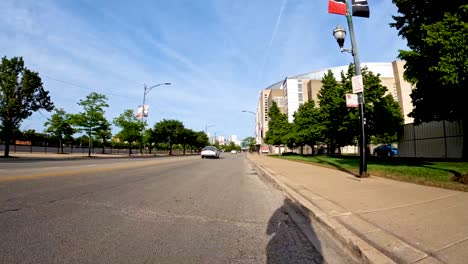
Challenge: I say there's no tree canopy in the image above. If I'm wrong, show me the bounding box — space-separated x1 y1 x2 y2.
0 56 54 157
44 108 75 154
316 65 403 154
317 70 355 153
70 92 109 156
152 119 185 155
292 100 321 154
391 0 468 157
113 109 144 155
264 101 290 155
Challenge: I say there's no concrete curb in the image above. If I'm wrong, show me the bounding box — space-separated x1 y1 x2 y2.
248 156 396 264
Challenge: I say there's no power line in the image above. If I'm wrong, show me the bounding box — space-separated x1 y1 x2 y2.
43 75 136 99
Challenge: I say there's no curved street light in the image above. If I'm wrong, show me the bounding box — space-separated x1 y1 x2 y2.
142 82 172 121
205 124 215 133
242 110 256 115
140 82 171 155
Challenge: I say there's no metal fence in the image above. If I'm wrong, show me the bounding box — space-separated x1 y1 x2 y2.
398 120 464 158
0 144 193 156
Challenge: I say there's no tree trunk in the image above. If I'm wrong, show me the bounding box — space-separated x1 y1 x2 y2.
3 128 11 157
183 144 186 155
59 137 63 154
139 139 143 155
88 129 92 157
462 117 468 160
169 143 173 155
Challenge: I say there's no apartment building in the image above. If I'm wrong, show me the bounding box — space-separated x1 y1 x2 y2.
255 61 414 144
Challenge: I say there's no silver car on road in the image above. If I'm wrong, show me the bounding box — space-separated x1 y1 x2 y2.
201 146 220 159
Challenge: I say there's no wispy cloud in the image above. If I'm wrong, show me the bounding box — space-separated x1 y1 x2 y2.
0 0 408 139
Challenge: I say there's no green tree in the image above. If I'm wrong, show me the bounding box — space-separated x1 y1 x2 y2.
182 128 199 154
0 57 54 157
243 137 257 151
70 92 109 157
44 108 75 154
180 128 195 155
96 119 112 154
113 110 144 156
194 131 209 151
143 128 156 154
264 101 290 155
153 119 185 155
317 70 354 154
293 100 321 155
318 67 403 154
391 1 468 158
341 66 403 147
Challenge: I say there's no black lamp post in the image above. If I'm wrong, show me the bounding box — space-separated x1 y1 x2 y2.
333 18 368 177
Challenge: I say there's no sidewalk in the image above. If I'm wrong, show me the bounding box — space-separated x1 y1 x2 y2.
248 154 468 264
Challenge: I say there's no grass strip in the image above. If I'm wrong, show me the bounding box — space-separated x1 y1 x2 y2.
272 154 468 192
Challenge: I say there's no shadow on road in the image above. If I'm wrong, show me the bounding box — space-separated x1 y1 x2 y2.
266 198 323 264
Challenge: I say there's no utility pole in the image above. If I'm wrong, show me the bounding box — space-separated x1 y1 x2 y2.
139 82 171 154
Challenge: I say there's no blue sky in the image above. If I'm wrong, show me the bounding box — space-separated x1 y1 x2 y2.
0 0 407 140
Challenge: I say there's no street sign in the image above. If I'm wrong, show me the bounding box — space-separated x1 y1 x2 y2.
352 75 363 94
137 105 149 118
346 93 359 107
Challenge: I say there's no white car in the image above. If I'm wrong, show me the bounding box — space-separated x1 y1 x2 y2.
201 146 220 159
230 150 237 154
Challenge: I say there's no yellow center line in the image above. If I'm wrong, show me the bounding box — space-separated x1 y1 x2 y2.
0 157 193 182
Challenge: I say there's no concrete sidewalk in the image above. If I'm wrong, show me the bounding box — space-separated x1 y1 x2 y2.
248 154 468 264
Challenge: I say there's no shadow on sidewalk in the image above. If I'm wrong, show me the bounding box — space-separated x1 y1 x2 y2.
266 198 324 264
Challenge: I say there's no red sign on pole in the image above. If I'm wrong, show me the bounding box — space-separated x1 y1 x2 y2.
328 0 347 16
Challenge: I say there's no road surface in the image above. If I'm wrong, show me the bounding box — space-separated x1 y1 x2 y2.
0 154 323 264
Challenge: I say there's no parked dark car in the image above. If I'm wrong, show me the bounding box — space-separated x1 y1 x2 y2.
373 145 398 157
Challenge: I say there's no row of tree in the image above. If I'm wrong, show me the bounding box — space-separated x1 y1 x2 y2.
264 65 403 155
44 96 211 157
0 56 210 157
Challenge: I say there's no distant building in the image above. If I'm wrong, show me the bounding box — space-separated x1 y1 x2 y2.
255 60 414 145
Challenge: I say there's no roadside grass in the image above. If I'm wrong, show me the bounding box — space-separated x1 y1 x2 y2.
271 154 468 191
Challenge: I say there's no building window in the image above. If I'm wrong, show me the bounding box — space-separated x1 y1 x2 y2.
273 97 284 107
298 82 304 104
392 83 398 100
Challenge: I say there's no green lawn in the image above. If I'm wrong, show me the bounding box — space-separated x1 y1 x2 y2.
272 154 468 191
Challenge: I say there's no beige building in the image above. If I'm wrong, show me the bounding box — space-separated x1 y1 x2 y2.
256 60 414 146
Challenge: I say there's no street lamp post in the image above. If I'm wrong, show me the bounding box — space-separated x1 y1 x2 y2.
205 124 215 134
242 110 260 153
241 110 256 115
140 82 171 154
332 4 367 177
242 110 257 138
141 82 171 124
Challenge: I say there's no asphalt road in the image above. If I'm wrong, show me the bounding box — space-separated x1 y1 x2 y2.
0 153 322 264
